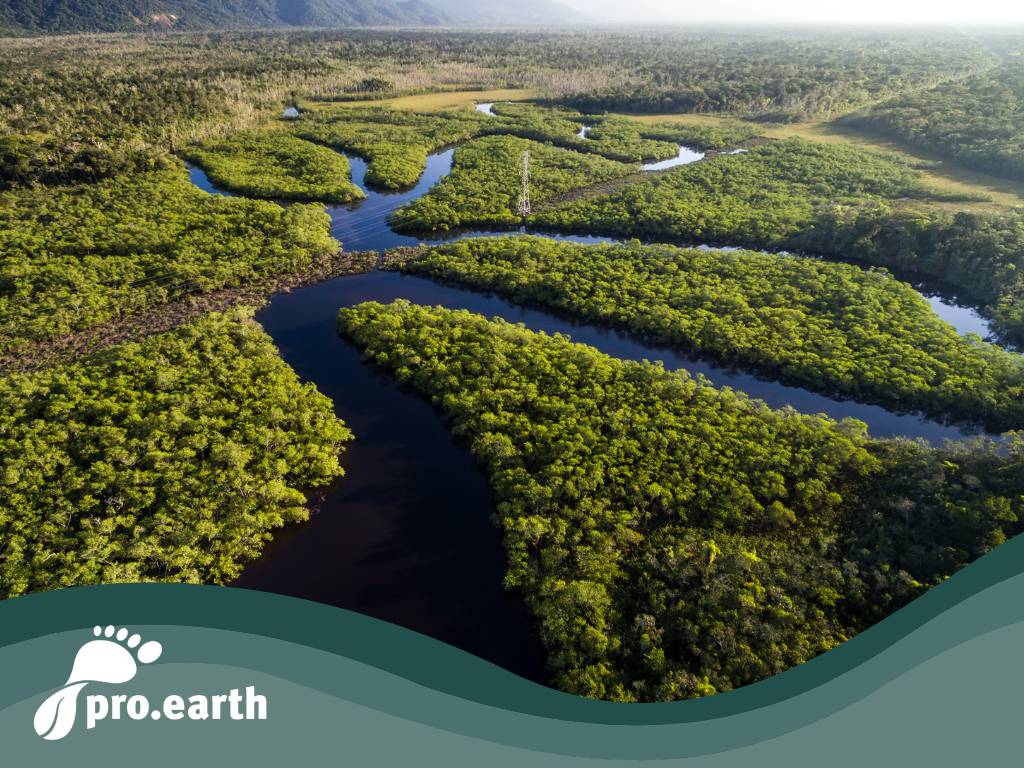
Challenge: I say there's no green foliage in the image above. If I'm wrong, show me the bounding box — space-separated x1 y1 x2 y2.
391 135 634 231
535 137 937 247
580 118 681 163
487 103 683 163
633 119 763 151
0 167 337 355
797 202 1024 344
541 31 994 120
0 308 350 597
2 47 233 145
294 102 752 195
534 137 1024 343
844 61 1024 182
4 25 1024 698
390 237 1024 431
839 438 1024 625
0 135 171 190
0 29 997 147
337 301 1024 700
486 102 585 139
348 77 396 94
297 107 487 188
184 130 363 203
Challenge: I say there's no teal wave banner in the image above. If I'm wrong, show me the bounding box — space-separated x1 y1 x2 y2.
3 534 1024 765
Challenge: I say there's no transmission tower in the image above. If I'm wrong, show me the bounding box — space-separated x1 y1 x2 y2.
515 150 531 218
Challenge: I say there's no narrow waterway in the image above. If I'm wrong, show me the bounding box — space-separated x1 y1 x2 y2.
573 121 704 169
187 163 232 196
315 146 997 345
476 105 703 169
641 144 706 170
188 131 1006 682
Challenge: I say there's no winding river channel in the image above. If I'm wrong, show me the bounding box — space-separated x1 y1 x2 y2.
187 120 1006 682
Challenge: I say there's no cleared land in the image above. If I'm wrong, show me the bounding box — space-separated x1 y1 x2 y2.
323 88 540 112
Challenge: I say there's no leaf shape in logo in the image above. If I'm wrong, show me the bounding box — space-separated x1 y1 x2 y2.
33 682 88 741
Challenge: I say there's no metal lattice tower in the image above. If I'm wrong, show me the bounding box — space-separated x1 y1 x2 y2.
515 150 531 218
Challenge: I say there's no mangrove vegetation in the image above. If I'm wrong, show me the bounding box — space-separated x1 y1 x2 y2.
388 236 1024 431
338 300 1024 701
0 309 350 597
184 130 364 203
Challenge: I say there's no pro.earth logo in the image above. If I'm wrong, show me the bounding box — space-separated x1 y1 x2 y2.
33 626 267 741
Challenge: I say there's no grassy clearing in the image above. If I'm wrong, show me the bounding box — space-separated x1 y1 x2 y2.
764 122 1024 211
326 88 540 112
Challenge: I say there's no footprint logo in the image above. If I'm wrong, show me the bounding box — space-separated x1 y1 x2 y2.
33 625 163 741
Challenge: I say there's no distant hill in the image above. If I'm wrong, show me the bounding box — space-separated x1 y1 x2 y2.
0 0 584 33
419 0 581 25
0 0 453 34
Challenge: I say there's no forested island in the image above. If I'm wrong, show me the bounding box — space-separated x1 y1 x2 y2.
338 300 1024 700
2 24 1024 702
183 131 365 203
386 237 1024 430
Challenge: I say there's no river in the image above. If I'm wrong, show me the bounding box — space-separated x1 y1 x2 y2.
184 127 1005 683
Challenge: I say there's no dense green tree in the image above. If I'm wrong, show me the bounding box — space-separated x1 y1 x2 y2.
0 29 996 145
389 236 1024 430
184 130 363 202
534 137 947 247
338 300 1024 701
485 103 697 163
296 107 488 188
3 25 1024 705
0 135 171 190
294 103 689 191
797 202 1024 343
391 135 634 231
532 138 1024 343
0 166 337 355
843 61 1024 182
0 308 351 597
540 31 993 120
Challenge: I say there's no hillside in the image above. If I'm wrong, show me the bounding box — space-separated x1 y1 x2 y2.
0 0 583 32
0 0 452 34
426 0 580 24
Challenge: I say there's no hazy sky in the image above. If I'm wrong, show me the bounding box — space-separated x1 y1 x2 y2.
559 0 1024 25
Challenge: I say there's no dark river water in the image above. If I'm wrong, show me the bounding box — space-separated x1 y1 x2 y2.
187 131 1006 683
